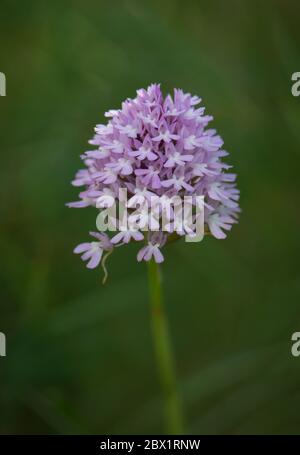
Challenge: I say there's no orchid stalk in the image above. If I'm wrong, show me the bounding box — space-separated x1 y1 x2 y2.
147 259 184 434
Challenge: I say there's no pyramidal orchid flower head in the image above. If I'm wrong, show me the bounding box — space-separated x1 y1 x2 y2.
68 84 240 273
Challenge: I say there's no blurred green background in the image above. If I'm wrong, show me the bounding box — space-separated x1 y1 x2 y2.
0 0 300 435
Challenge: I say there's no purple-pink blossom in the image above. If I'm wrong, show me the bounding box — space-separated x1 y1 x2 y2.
68 84 240 269
74 232 113 269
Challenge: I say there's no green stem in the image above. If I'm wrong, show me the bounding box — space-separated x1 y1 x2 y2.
147 259 184 434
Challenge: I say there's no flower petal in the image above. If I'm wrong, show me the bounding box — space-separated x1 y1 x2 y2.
86 249 103 269
74 243 91 254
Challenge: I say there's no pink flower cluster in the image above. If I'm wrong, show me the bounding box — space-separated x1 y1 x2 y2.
68 84 240 268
